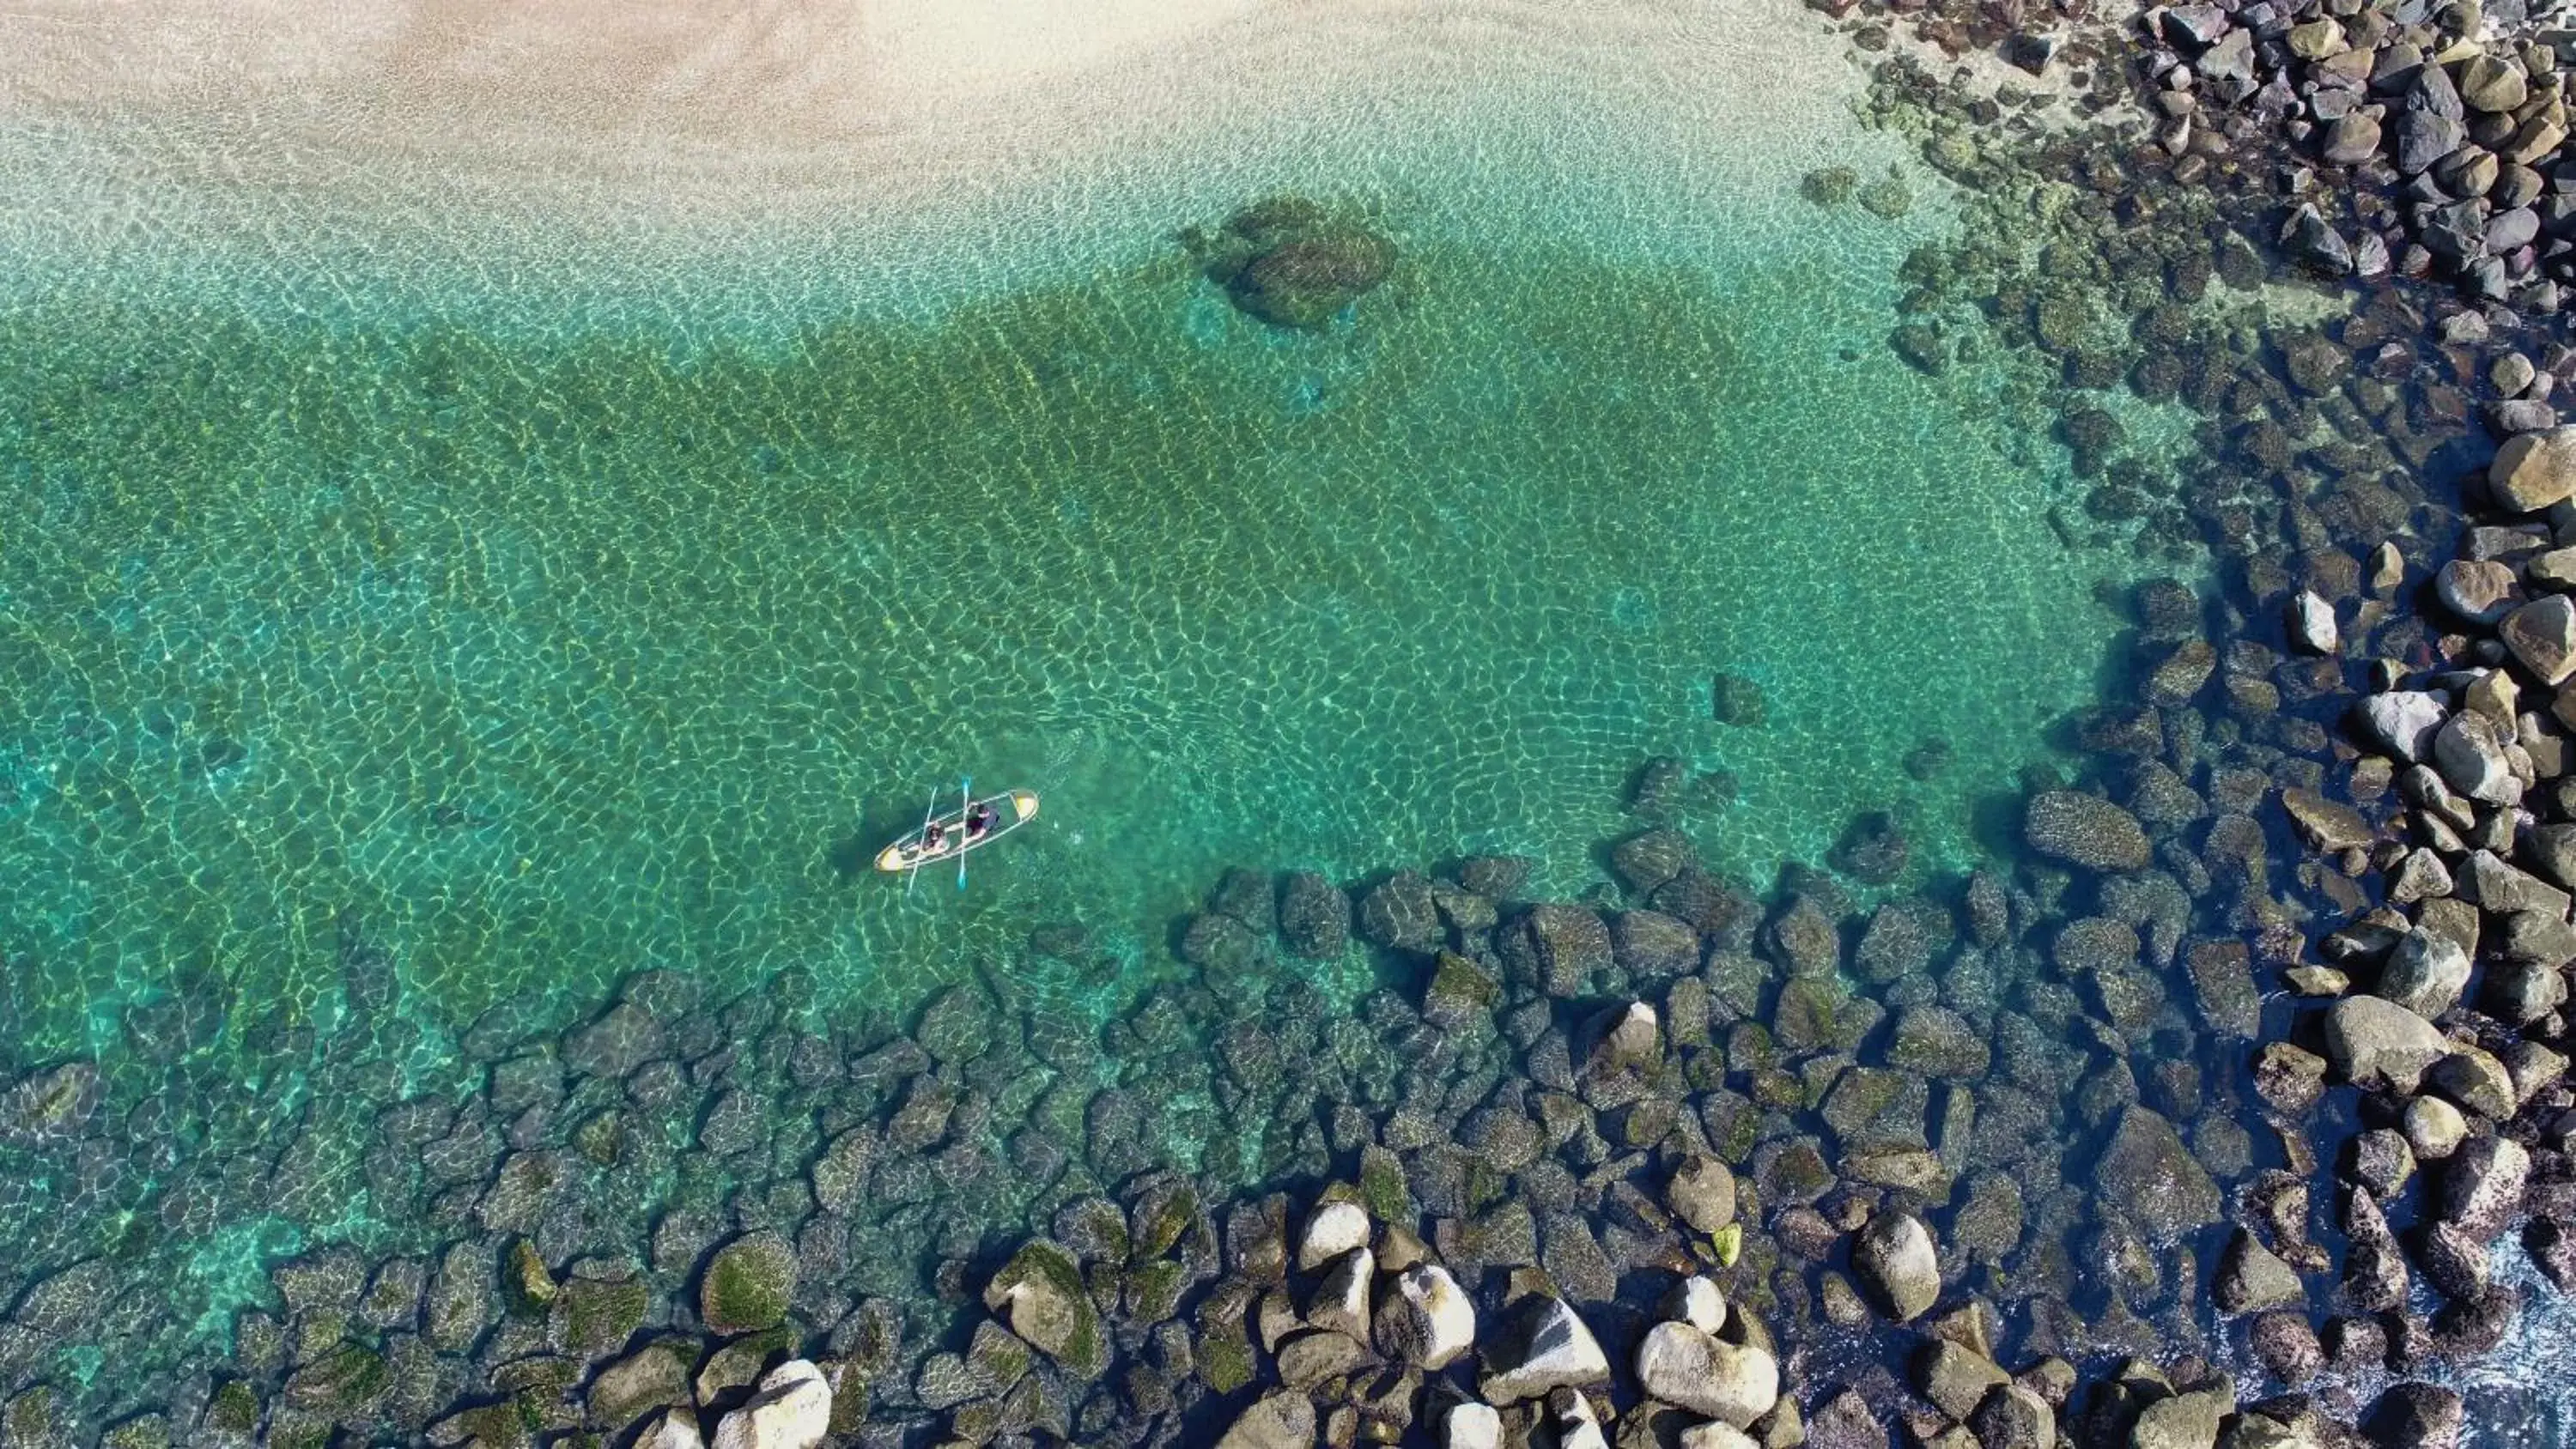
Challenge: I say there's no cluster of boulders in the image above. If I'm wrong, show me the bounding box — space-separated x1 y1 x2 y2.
959 1183 1784 1449
2136 0 2576 309
2223 426 2576 1350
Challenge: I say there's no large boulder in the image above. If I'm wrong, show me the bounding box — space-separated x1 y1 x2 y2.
1358 871 1443 953
2502 594 2576 685
1633 1322 1778 1427
1376 1264 1474 1370
2490 427 2576 512
2023 791 2150 871
1203 199 1394 330
0 1062 100 1147
700 1234 795 1335
2439 1134 2530 1242
1279 870 1351 959
1503 906 1612 997
710 1361 831 1449
1478 1297 1609 1403
1853 1211 1941 1322
2324 996 2451 1092
2379 929 2473 1020
983 1240 1105 1379
1668 1155 1738 1235
1218 1391 1317 1449
2097 1106 2220 1238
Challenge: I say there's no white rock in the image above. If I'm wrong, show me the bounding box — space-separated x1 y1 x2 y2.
1665 1275 1727 1336
1218 1391 1315 1449
1635 1321 1780 1427
1680 1423 1763 1449
1551 1386 1610 1449
1308 1246 1372 1342
640 1411 704 1449
1298 1200 1371 1270
1380 1263 1475 1371
1479 1296 1609 1404
2361 691 2448 762
710 1361 830 1449
2289 590 2340 654
1443 1404 1503 1449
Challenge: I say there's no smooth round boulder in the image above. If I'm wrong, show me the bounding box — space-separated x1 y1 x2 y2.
1853 1210 1941 1322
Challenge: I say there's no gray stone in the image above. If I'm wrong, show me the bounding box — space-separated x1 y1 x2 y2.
1633 1322 1778 1427
2435 559 2524 624
1218 1391 1315 1449
1479 1296 1609 1404
2024 791 2150 871
2379 931 2473 1021
1853 1211 1941 1322
2503 594 2576 685
2360 691 2449 761
2132 1389 2229 1449
2438 1134 2530 1241
2096 1106 2220 1239
2433 712 2521 804
2324 995 2451 1091
2214 1229 2306 1313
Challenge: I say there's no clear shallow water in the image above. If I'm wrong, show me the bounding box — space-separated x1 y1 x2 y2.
0 212 2143 1061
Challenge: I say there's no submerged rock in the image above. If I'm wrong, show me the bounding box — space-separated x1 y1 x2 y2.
2097 1106 2220 1238
2023 791 2150 871
1200 198 1394 329
701 1234 796 1335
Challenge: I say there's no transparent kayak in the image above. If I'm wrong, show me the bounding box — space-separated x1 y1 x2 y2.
874 789 1040 872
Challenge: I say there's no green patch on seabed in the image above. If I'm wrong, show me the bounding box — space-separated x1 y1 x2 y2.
0 223 2148 1061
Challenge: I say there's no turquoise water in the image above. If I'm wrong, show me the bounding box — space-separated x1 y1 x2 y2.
0 206 2142 1060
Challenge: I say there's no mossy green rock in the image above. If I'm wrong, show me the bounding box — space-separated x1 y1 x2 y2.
981 1240 1105 1379
1359 1144 1412 1225
1123 1260 1188 1324
6 1387 54 1447
283 1343 388 1417
205 1380 261 1437
699 1233 796 1335
432 1401 532 1449
693 1326 795 1404
100 1415 169 1449
563 1276 648 1355
502 1240 556 1317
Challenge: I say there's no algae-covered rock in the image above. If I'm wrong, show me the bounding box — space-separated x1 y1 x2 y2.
982 1240 1106 1379
1194 197 1395 329
283 1343 389 1417
204 1380 262 1438
587 1343 692 1433
701 1234 796 1336
0 1061 100 1146
564 1275 648 1355
503 1239 557 1317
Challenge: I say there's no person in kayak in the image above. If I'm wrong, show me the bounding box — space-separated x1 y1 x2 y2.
917 820 949 858
963 801 994 844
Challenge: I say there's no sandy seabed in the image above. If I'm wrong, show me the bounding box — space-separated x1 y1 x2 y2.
0 0 1913 304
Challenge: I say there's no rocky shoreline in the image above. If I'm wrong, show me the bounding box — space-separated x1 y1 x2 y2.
10 0 2576 1447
